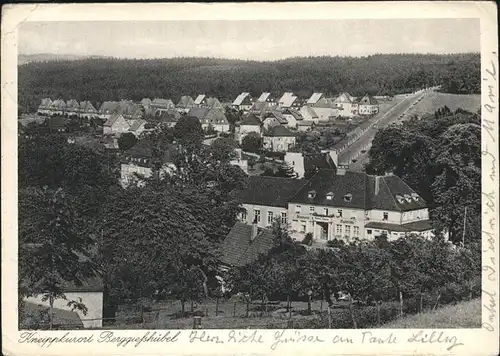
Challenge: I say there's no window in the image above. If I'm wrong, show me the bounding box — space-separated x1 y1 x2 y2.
337 209 343 218
336 225 342 236
241 210 247 221
343 193 352 202
295 205 301 213
345 225 351 237
383 212 388 221
367 229 372 235
324 208 329 216
310 206 315 214
254 209 261 223
281 212 287 224
354 226 360 236
267 211 274 224
301 223 306 233
326 192 334 200
308 190 316 199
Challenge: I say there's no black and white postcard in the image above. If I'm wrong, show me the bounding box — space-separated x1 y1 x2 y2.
1 2 499 355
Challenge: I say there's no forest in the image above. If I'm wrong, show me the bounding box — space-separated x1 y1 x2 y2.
18 53 480 113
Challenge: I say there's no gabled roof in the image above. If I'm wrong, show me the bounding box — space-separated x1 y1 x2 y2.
264 125 295 137
151 98 174 108
103 113 127 127
188 107 210 120
124 139 177 164
257 92 271 102
300 106 319 119
100 101 120 114
177 96 195 108
283 108 304 121
129 119 147 132
39 98 53 108
333 92 354 104
51 99 67 109
206 97 223 109
66 99 80 110
279 92 298 107
194 94 207 105
156 110 180 123
264 111 288 125
370 175 427 211
234 176 307 208
359 94 379 105
240 113 262 126
313 97 338 109
307 93 324 105
232 92 251 106
79 101 97 112
221 222 274 267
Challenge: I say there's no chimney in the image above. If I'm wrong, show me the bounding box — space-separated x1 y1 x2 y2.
375 176 381 195
250 218 258 242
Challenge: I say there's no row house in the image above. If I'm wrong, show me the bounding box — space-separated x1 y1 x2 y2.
257 92 279 106
193 95 224 110
153 110 181 128
306 92 324 106
262 125 296 152
99 100 143 120
147 98 176 115
176 96 195 113
358 94 380 115
232 92 254 113
311 97 340 121
333 92 359 117
102 113 146 137
37 98 53 115
38 99 98 118
278 92 298 109
187 107 230 133
233 164 437 244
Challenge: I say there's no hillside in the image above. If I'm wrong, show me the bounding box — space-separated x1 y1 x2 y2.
18 53 108 66
18 53 480 113
407 92 481 117
380 299 481 329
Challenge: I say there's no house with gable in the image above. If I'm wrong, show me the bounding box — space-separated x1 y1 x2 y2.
312 97 340 121
262 111 288 130
238 113 262 144
278 92 298 109
358 94 379 115
333 92 358 117
307 93 324 106
176 96 195 113
194 94 207 108
150 98 176 115
154 110 181 128
79 101 98 118
50 99 67 116
285 150 338 179
65 99 80 116
99 101 120 120
37 98 53 115
205 97 224 111
188 107 230 133
103 113 130 135
220 221 275 268
262 125 296 152
232 92 253 113
128 119 147 137
256 92 279 106
282 108 303 129
120 139 177 188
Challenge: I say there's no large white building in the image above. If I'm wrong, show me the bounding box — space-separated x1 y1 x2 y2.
233 164 436 243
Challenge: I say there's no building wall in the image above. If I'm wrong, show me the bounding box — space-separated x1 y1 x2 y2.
104 116 130 135
313 107 338 121
284 152 305 178
263 136 296 152
359 104 379 115
288 203 366 242
240 204 288 228
283 114 298 128
262 117 281 130
25 291 103 329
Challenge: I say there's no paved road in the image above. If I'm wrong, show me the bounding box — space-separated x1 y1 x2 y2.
338 90 430 169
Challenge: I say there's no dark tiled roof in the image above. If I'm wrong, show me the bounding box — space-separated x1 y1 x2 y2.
264 125 295 137
220 222 274 267
289 170 369 209
188 107 210 120
264 111 288 125
303 153 336 172
123 139 176 164
372 175 427 212
234 176 308 208
240 114 262 126
156 110 180 123
365 220 432 232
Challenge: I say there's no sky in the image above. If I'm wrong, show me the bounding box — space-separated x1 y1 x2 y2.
19 19 480 60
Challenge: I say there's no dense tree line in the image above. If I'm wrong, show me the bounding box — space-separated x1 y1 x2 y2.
365 108 481 243
225 222 480 328
18 53 479 113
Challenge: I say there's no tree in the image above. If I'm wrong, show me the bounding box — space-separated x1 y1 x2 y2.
174 115 204 147
211 137 238 161
118 132 138 151
431 123 481 242
241 132 262 153
19 187 98 329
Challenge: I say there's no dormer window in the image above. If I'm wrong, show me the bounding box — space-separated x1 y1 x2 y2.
343 193 353 202
411 193 420 202
396 194 405 204
326 192 334 200
307 190 316 199
404 194 412 203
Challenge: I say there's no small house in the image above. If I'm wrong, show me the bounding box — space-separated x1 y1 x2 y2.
262 125 296 152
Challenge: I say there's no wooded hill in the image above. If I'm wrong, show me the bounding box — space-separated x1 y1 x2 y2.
18 53 480 113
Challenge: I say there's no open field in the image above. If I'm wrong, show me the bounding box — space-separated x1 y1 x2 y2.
406 92 480 117
379 299 481 329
